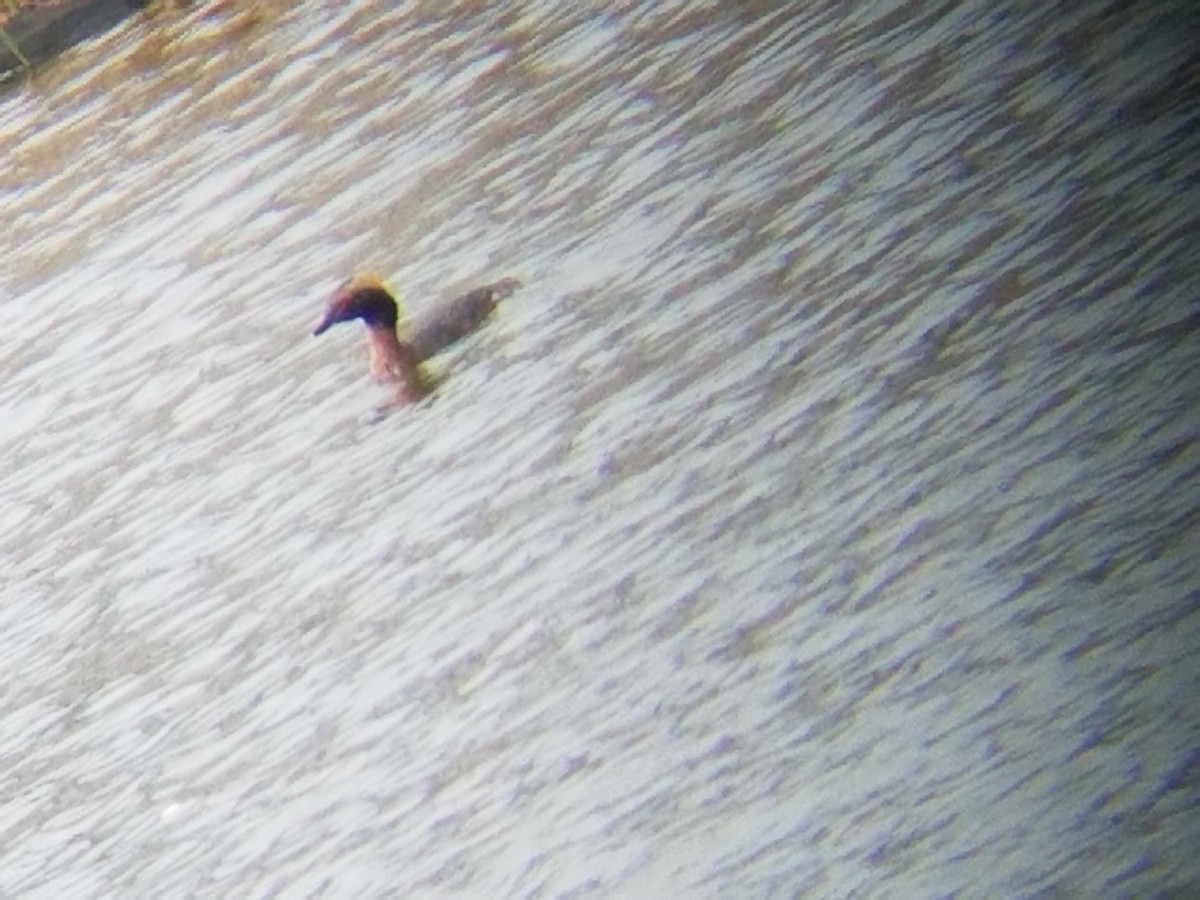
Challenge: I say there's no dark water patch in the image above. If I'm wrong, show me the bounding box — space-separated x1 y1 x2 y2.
0 0 146 84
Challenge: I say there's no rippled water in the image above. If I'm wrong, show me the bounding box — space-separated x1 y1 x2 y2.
1 1 1197 896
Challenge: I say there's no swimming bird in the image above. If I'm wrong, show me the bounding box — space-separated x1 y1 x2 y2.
313 275 520 407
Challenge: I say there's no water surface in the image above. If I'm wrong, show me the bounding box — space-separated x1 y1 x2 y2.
1 1 1197 896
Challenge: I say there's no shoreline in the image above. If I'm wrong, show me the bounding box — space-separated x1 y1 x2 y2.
0 0 147 85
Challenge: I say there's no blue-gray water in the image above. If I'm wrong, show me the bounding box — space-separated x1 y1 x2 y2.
1 1 1197 896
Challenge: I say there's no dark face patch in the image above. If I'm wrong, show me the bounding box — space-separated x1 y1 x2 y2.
313 286 398 335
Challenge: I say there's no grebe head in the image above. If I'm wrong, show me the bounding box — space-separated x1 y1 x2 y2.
313 275 398 335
